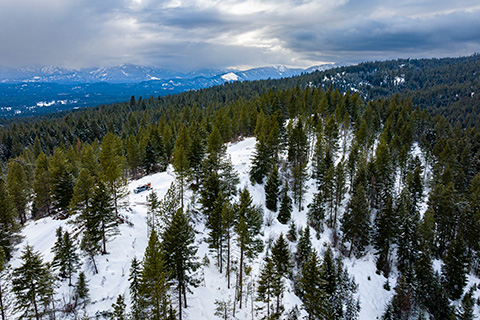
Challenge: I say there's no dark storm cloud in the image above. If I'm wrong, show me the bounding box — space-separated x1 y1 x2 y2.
0 0 480 70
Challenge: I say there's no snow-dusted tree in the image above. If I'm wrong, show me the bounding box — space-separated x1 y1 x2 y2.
265 165 280 212
257 257 284 318
51 227 80 285
0 247 13 320
295 226 312 269
32 152 52 217
341 182 370 258
221 201 236 289
111 294 127 320
172 124 192 208
271 233 293 279
278 182 292 224
75 271 89 309
12 245 55 319
129 256 145 320
234 187 263 309
99 132 128 218
162 209 200 320
6 160 29 225
298 250 327 320
140 230 171 320
0 177 20 260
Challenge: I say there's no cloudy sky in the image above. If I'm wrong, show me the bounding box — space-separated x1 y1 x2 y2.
1 0 480 71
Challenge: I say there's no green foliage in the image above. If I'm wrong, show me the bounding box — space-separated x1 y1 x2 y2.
128 256 145 320
32 152 52 217
162 209 199 318
278 183 292 224
51 227 80 286
298 250 327 320
257 257 284 318
341 183 371 258
6 160 29 224
265 165 280 212
111 294 127 320
271 234 293 278
140 230 171 320
0 177 20 260
12 245 55 320
295 226 312 269
75 271 90 309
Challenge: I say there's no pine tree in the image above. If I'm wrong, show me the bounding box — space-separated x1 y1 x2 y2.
457 288 475 320
129 256 145 320
265 165 280 212
79 183 115 273
112 294 127 320
307 192 325 235
221 201 236 289
51 228 79 286
373 193 397 277
69 167 95 215
12 245 55 320
6 160 29 225
271 233 293 278
257 257 284 318
0 247 10 320
32 152 52 217
331 159 347 229
287 120 309 210
99 132 128 218
234 187 263 309
441 232 468 300
187 120 206 186
278 182 292 224
0 177 20 260
172 124 192 208
140 230 171 320
298 250 327 320
75 271 89 309
49 148 76 213
162 209 199 320
91 180 117 255
396 190 419 277
295 226 312 269
287 220 297 242
341 182 370 258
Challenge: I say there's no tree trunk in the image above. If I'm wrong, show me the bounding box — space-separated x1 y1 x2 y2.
227 235 231 289
239 244 244 309
102 221 107 254
183 284 187 308
32 289 39 320
178 283 182 320
91 255 98 274
0 284 5 320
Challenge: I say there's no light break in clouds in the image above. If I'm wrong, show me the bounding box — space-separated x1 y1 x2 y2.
1 0 480 71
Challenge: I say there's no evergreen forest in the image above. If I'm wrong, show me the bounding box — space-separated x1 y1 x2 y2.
1 54 480 319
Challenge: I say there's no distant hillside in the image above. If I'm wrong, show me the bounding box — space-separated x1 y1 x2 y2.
0 64 342 118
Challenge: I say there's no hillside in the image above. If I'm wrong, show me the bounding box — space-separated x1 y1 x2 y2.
1 55 480 320
10 137 397 319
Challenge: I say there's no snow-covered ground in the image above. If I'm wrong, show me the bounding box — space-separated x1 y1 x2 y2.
9 137 478 319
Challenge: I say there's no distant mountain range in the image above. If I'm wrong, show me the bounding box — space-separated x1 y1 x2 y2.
0 63 342 118
0 63 340 84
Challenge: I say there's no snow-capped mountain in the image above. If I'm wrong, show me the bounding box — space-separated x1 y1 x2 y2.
0 63 342 117
0 64 337 84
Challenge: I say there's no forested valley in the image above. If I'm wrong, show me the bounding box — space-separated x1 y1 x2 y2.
1 55 480 319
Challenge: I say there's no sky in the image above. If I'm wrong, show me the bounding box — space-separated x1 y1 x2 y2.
1 0 480 72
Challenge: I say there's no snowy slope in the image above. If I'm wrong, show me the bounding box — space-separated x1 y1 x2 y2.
10 137 479 319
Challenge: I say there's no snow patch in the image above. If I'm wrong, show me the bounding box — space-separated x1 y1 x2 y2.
221 72 239 81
